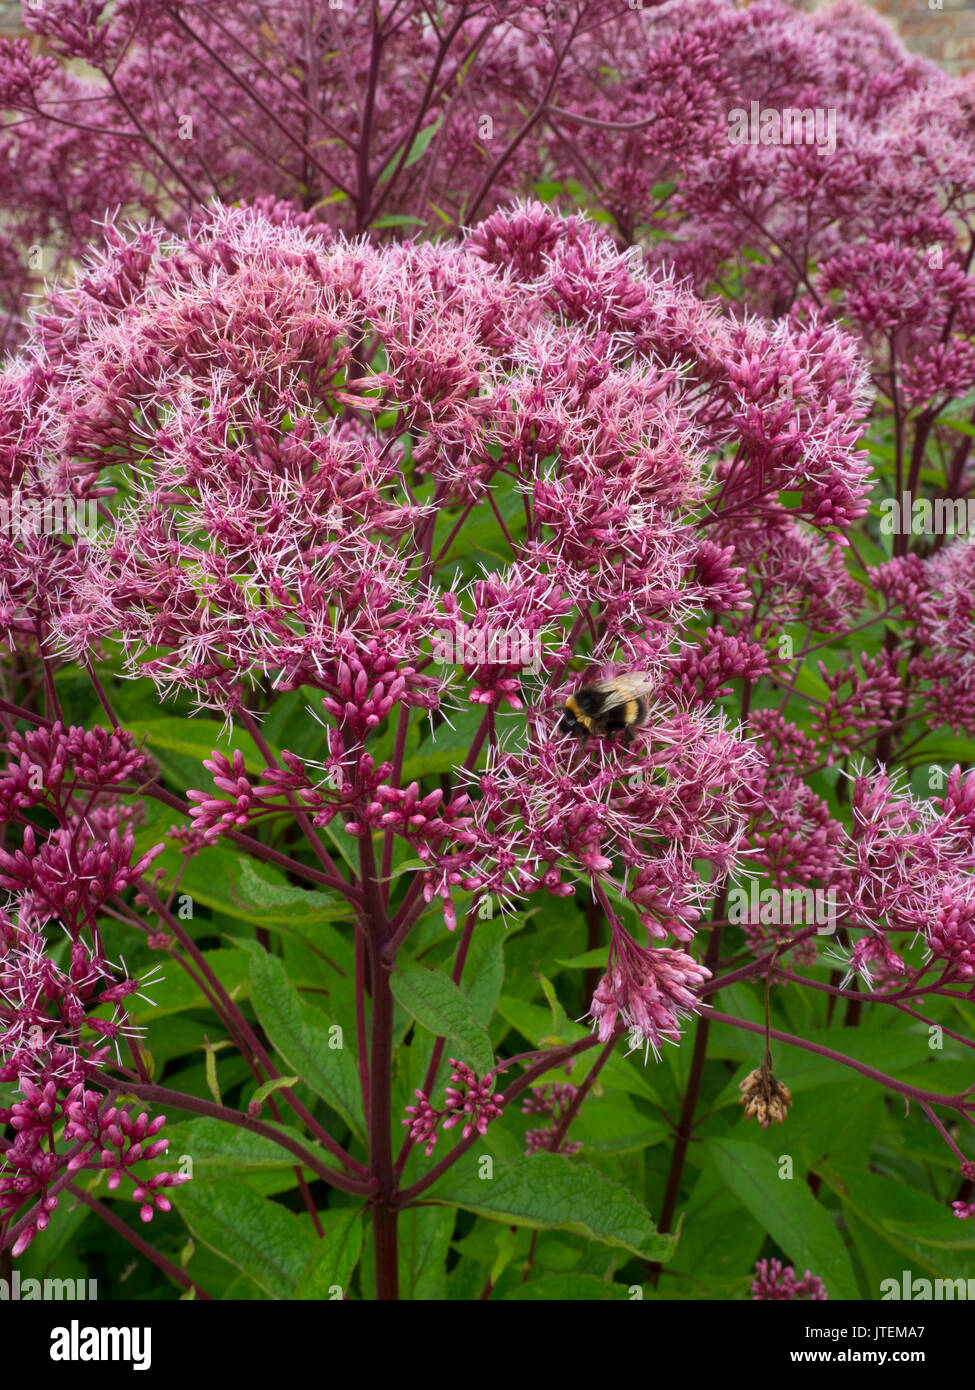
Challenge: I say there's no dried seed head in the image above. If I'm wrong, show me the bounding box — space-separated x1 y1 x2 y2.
738 1063 792 1128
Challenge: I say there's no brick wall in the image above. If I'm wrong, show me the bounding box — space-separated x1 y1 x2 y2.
0 3 22 37
864 0 975 75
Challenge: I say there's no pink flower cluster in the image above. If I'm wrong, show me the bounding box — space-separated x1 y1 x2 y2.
0 198 877 1061
403 1059 504 1157
0 721 181 1254
589 929 713 1063
521 1081 582 1156
751 1257 828 1301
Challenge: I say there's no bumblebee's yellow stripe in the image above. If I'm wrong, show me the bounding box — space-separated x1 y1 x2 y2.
565 696 593 730
622 699 637 724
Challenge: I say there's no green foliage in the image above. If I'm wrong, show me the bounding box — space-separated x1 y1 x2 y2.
428 1153 677 1263
391 962 495 1076
174 1179 315 1298
246 946 366 1143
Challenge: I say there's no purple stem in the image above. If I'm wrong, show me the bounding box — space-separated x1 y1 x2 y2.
708 1011 975 1114
102 1079 371 1194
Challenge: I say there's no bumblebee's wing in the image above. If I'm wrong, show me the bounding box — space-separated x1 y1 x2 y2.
584 672 655 711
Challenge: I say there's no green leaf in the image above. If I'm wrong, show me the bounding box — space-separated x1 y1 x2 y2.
712 1024 932 1107
391 962 494 1076
312 188 349 208
496 994 587 1050
384 856 426 881
235 859 350 922
295 1209 365 1299
398 1205 455 1300
125 716 279 776
399 706 493 781
430 488 525 572
16 1198 90 1283
555 947 610 970
669 1166 766 1289
174 1178 314 1298
792 664 832 704
570 1095 668 1156
489 1225 521 1286
821 1168 975 1285
711 1139 859 1299
369 214 426 229
203 1036 223 1107
155 1118 317 1176
935 416 975 436
427 1154 676 1262
249 1075 299 1109
463 918 506 1029
226 861 355 977
127 833 355 959
129 947 252 1022
377 117 443 184
501 1273 628 1300
537 973 573 1037
248 951 366 1141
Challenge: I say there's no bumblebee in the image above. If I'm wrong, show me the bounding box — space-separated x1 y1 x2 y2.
559 672 654 747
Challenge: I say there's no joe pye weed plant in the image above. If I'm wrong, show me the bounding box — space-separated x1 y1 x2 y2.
2 0 975 1305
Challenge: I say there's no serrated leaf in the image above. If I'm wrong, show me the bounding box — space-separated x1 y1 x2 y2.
295 1209 365 1299
155 1117 317 1174
391 962 494 1076
248 951 365 1141
427 1154 676 1262
174 1178 314 1298
235 859 350 921
399 1205 455 1300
